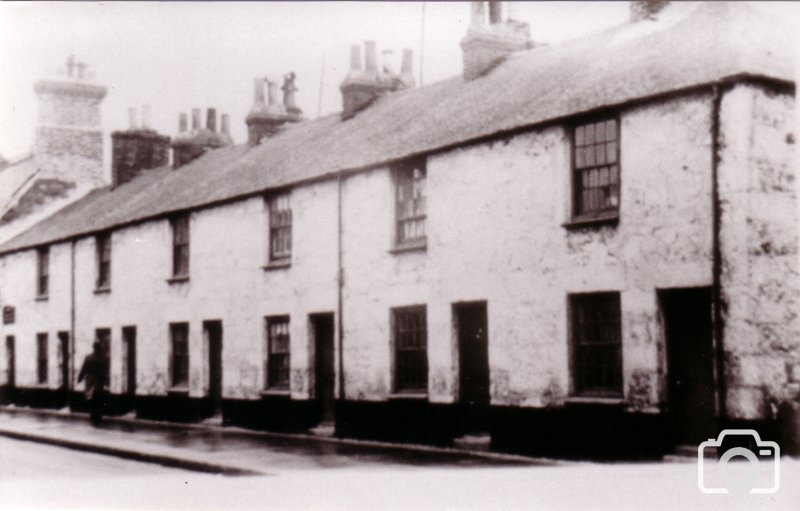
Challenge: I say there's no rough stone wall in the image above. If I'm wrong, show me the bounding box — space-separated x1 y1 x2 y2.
0 244 72 387
719 83 799 419
341 93 715 409
111 132 170 187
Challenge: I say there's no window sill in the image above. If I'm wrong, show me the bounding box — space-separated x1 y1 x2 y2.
389 240 427 255
565 396 624 405
388 392 429 400
562 212 619 230
93 286 111 295
167 387 190 395
166 275 190 284
34 295 49 302
262 259 291 271
261 389 291 397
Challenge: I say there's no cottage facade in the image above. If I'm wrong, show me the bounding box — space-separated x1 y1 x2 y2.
0 1 797 458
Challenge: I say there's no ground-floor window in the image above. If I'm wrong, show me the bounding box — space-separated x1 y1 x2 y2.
36 333 48 384
570 292 622 396
392 305 428 393
170 323 189 388
265 316 290 390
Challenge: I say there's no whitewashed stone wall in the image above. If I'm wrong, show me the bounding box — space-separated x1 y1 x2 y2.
341 93 716 410
719 84 799 419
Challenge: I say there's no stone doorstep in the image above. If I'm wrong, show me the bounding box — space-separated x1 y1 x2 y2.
453 434 492 453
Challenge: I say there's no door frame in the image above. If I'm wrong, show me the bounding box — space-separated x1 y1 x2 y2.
658 286 719 445
453 300 490 432
202 320 223 415
310 312 336 424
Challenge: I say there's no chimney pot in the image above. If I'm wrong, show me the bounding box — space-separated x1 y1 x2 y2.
191 108 201 131
179 113 188 132
141 105 151 130
254 77 265 104
488 0 502 24
221 114 230 135
401 49 413 75
128 107 139 130
267 80 280 107
350 45 362 71
364 41 378 74
207 108 217 132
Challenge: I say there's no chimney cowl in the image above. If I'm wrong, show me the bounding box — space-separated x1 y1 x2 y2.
246 74 302 146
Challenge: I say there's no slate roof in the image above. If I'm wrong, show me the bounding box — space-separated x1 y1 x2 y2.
0 1 793 254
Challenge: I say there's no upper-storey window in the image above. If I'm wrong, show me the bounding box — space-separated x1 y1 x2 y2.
96 233 112 290
36 247 49 298
395 160 427 249
170 215 190 278
268 193 292 262
573 118 620 220
570 292 622 397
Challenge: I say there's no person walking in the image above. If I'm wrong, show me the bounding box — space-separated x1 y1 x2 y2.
78 341 107 426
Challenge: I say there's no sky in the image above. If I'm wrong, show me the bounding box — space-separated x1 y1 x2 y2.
0 1 797 176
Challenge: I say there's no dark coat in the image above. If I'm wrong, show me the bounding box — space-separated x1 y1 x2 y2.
78 352 107 399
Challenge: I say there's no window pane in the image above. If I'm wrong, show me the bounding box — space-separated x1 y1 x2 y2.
606 120 617 141
595 121 606 143
596 145 606 165
575 126 585 146
606 141 618 164
585 123 595 145
571 294 622 395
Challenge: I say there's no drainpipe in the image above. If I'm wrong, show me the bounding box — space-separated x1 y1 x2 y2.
69 240 76 409
710 83 728 425
337 172 345 403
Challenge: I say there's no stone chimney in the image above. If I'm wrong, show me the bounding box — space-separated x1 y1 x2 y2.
460 1 532 81
33 55 107 187
111 106 170 187
630 0 670 21
340 42 413 119
246 74 303 146
172 107 232 168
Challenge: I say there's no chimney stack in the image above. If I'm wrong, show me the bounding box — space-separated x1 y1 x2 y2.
172 106 232 168
340 41 413 119
33 56 107 187
460 1 532 81
630 0 670 21
111 106 170 187
246 74 302 146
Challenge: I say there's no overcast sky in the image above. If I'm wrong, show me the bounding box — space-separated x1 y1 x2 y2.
0 1 797 173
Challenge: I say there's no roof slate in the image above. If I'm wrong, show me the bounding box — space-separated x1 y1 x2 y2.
0 1 793 254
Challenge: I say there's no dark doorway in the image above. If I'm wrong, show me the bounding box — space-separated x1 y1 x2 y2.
660 287 716 447
312 313 336 424
122 327 137 397
204 321 223 416
5 336 15 399
57 332 70 395
455 302 490 433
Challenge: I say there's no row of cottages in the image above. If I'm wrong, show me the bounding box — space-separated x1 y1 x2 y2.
0 1 798 459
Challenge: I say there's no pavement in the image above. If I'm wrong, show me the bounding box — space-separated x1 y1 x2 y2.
0 405 547 476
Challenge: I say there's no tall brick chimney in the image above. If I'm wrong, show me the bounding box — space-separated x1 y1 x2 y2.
246 74 303 146
340 42 414 119
460 1 532 81
630 0 670 21
110 106 170 187
172 107 232 168
33 55 107 187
